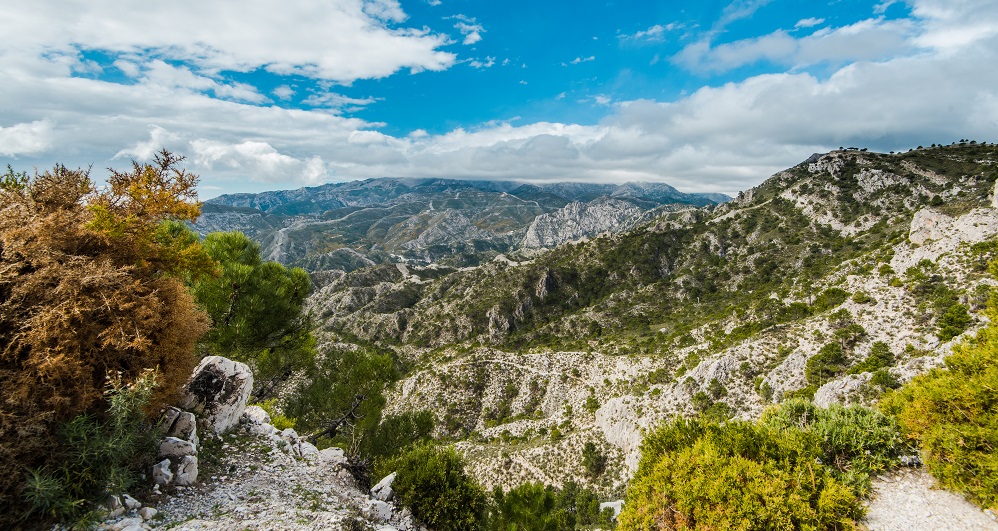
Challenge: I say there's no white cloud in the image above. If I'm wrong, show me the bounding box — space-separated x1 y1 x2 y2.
469 56 495 69
4 0 454 84
273 85 295 100
0 120 52 156
795 17 825 29
621 23 681 42
570 56 596 64
302 92 377 112
594 95 612 105
451 16 485 45
675 18 916 72
1 0 996 200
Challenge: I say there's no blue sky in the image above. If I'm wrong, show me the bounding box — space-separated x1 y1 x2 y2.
0 0 995 198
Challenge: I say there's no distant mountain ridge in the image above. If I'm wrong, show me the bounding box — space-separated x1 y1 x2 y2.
194 177 729 271
207 177 725 214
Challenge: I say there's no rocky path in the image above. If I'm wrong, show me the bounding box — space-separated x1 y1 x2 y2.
864 468 998 531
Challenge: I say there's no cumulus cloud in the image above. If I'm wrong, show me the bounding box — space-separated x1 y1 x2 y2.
4 0 454 83
0 120 52 156
0 0 995 199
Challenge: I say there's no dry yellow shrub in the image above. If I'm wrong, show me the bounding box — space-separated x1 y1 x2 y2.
0 154 210 524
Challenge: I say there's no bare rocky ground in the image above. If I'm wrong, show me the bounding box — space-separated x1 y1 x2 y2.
864 468 998 531
100 416 416 531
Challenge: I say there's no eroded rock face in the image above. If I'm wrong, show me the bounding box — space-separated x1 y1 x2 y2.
179 356 253 435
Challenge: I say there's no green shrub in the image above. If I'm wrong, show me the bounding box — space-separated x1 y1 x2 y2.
848 341 895 374
488 481 612 530
389 445 487 531
762 399 906 495
880 323 998 508
937 303 972 341
22 370 160 524
581 442 607 478
806 343 848 386
813 288 851 313
619 416 862 531
366 411 434 466
253 398 298 431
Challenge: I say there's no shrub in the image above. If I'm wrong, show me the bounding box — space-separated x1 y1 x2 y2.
806 343 848 386
22 370 160 524
762 399 906 495
848 341 895 374
581 442 607 478
619 416 862 531
880 323 998 508
813 287 851 313
253 398 298 431
489 481 612 530
389 445 487 531
937 303 972 341
0 155 210 525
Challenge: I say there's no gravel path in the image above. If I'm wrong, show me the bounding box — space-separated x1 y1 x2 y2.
864 468 998 531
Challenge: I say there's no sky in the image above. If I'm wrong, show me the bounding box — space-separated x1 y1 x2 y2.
1 0 996 198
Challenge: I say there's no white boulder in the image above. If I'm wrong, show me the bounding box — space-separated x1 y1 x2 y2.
371 472 396 501
152 459 173 486
178 356 253 435
174 455 198 486
159 437 196 458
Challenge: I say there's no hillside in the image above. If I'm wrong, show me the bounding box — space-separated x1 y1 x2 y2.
193 178 727 271
305 142 998 494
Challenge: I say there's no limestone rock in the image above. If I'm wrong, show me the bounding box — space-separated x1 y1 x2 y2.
105 494 125 517
242 405 271 426
367 499 393 522
814 373 871 407
168 411 197 442
521 198 646 249
909 208 950 245
178 356 253 435
174 455 198 486
371 472 396 501
152 459 173 486
122 493 141 510
138 507 157 520
160 436 197 458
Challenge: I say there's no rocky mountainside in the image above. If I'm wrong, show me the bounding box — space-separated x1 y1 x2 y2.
192 178 727 271
305 143 998 496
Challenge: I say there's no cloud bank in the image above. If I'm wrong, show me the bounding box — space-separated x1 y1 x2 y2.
0 0 995 197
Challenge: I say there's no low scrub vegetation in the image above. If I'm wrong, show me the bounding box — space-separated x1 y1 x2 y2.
880 295 998 509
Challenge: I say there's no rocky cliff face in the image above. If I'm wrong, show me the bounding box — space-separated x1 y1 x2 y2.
520 197 653 249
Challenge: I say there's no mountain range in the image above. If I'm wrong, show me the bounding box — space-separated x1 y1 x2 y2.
194 178 729 271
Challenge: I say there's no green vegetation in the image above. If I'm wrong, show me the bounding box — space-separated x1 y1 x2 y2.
805 343 848 386
388 445 488 531
620 399 906 530
848 341 895 374
880 302 998 509
22 371 160 525
191 231 315 399
0 154 211 526
490 481 613 531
